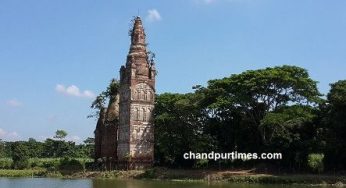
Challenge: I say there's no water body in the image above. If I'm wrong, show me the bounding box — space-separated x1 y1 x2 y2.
0 178 329 188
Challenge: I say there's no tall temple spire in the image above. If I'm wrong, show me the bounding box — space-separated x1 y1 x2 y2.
117 16 156 169
124 16 154 79
95 16 156 170
128 17 147 57
131 17 146 46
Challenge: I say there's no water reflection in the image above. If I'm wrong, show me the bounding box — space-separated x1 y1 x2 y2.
0 178 333 188
0 178 91 188
93 179 211 188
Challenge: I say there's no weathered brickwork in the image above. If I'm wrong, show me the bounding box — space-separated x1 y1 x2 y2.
94 17 156 169
94 95 119 161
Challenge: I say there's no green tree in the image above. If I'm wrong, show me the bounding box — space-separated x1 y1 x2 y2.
26 138 44 158
43 138 77 158
204 65 321 125
198 66 321 156
54 130 67 140
0 140 5 158
154 93 215 167
11 142 30 169
323 80 346 170
83 137 95 158
89 79 120 119
327 80 346 106
260 105 319 169
307 153 324 173
153 65 323 169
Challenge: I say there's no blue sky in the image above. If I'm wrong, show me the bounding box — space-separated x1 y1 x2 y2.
0 0 345 142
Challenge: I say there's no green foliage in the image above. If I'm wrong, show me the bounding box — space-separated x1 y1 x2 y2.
154 93 216 167
0 131 93 170
29 158 60 170
0 169 46 177
0 157 91 173
327 80 346 106
260 105 316 151
41 136 92 158
139 168 157 179
154 65 325 170
323 80 346 170
11 142 30 169
26 138 44 158
195 66 322 163
0 141 12 158
0 130 92 172
0 158 12 169
89 79 120 118
54 130 67 140
307 153 324 173
43 139 74 157
105 78 120 97
0 140 5 158
195 159 209 168
83 137 95 158
58 157 85 174
204 65 321 123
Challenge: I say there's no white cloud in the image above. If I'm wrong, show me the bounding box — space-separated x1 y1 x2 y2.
67 135 81 143
0 129 5 137
83 90 95 98
6 99 22 107
55 84 96 99
0 128 20 141
146 9 162 22
55 84 65 93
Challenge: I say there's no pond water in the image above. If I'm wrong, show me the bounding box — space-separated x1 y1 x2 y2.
0 178 328 188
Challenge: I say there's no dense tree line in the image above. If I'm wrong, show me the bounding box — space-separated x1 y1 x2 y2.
0 130 94 169
154 65 346 172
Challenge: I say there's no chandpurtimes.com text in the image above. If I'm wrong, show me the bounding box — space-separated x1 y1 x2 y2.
183 151 282 161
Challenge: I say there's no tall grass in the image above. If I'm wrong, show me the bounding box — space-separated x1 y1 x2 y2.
0 169 46 177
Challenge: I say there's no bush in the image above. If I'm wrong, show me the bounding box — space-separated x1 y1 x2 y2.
85 161 95 170
139 168 157 179
28 158 60 171
307 153 324 173
11 142 30 169
13 159 29 169
0 158 13 169
195 159 209 168
29 158 43 168
58 157 85 174
42 159 60 171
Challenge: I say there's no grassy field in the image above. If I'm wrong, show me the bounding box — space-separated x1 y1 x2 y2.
0 169 47 177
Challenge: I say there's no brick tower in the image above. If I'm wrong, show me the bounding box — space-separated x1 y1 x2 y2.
117 17 156 169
